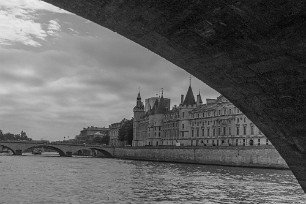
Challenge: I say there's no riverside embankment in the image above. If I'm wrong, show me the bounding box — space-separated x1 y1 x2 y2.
107 146 288 169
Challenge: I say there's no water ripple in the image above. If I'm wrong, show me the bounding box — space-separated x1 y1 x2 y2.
0 156 305 203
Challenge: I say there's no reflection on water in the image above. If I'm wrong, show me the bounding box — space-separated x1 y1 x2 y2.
0 155 305 204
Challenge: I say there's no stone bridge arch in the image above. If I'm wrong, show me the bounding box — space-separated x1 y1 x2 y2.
0 142 114 157
73 147 113 157
24 145 67 156
0 144 17 155
38 0 306 192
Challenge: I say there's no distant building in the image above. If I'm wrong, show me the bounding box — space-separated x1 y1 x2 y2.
75 126 109 143
132 83 271 147
109 118 128 146
145 96 170 112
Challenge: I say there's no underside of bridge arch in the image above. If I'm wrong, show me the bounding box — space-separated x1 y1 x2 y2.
73 148 113 158
43 0 306 192
0 145 16 155
25 145 66 157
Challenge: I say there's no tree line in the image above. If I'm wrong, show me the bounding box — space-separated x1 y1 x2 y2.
118 119 133 145
0 130 31 141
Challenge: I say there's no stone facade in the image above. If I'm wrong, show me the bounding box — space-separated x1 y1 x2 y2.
75 126 109 143
109 118 128 146
113 146 288 169
133 85 271 148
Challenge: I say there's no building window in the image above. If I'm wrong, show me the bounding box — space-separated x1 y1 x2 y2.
183 112 185 118
236 126 239 135
192 129 194 137
258 139 261 146
244 117 246 123
218 128 220 136
182 124 184 129
243 139 245 146
197 129 199 137
243 126 246 135
218 110 221 115
207 128 210 137
236 139 238 146
229 127 231 135
213 129 215 136
223 127 226 136
250 139 254 146
266 139 269 145
202 129 204 136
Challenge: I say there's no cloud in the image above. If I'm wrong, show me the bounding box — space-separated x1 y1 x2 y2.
47 20 61 35
0 0 68 47
0 1 219 140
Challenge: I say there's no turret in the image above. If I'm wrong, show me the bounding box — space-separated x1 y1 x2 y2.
197 90 203 106
133 91 145 147
133 91 145 121
155 88 167 114
182 85 196 107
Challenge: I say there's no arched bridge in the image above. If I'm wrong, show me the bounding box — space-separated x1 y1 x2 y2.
41 1 306 191
0 142 114 157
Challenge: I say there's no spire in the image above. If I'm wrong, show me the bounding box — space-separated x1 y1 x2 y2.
197 90 203 105
182 84 196 106
137 88 141 100
161 88 163 97
189 74 192 87
150 99 159 115
135 89 143 110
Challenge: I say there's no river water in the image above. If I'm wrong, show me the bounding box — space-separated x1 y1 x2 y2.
0 154 305 204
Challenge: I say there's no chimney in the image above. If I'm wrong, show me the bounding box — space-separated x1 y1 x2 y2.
181 95 184 104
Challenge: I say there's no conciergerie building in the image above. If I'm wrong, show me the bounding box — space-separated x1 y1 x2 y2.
132 82 272 147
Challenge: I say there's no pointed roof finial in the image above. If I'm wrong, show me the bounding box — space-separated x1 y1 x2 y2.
137 87 141 99
161 88 163 97
189 74 192 87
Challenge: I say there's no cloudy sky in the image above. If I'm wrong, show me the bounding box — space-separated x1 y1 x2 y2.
0 0 219 141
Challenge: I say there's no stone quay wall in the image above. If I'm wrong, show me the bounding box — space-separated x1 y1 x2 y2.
110 146 288 169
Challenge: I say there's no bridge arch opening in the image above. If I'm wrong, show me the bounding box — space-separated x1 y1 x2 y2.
73 148 113 158
0 145 16 155
24 145 66 157
13 0 306 192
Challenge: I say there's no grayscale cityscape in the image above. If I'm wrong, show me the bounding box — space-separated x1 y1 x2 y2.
0 0 305 203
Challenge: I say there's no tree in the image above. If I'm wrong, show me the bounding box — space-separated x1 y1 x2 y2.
101 135 110 145
118 119 133 145
93 135 110 145
0 130 3 140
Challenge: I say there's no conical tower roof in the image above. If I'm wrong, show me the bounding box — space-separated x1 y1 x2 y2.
183 86 196 106
150 99 159 115
137 91 141 99
198 90 203 104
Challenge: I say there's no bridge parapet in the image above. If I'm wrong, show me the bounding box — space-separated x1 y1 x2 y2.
0 142 114 157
